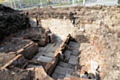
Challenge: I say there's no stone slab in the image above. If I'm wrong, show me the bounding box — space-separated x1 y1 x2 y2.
72 50 80 56
59 61 73 68
54 66 74 75
69 55 78 65
43 52 54 58
68 41 80 48
52 72 65 80
39 42 61 53
64 50 72 61
37 56 53 62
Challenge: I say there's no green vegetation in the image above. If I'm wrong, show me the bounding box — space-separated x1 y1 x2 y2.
119 0 120 4
22 0 47 4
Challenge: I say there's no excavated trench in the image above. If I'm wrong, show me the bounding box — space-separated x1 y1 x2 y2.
0 4 120 80
40 19 100 80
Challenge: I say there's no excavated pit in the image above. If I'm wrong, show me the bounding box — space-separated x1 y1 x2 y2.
0 4 120 80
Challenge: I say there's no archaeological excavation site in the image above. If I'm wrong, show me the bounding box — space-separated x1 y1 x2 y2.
0 4 120 80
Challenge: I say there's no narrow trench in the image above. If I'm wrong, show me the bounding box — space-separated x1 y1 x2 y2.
51 40 80 80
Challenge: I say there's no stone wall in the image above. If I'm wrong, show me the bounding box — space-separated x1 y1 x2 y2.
41 19 74 41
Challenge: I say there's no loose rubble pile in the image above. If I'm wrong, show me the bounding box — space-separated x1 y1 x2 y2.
0 4 29 41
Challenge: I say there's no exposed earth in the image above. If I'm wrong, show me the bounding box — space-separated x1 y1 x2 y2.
0 4 120 80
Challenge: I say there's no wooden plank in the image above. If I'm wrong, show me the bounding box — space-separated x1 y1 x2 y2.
53 34 71 58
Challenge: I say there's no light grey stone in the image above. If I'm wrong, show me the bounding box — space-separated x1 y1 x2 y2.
59 61 72 68
65 74 71 78
52 72 65 80
58 74 65 79
54 66 74 75
69 55 78 65
43 52 54 58
72 50 80 56
37 56 53 62
64 50 72 61
52 73 58 80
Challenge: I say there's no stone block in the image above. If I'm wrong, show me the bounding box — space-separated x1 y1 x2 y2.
72 50 80 56
69 56 78 65
54 66 74 75
43 52 54 58
59 61 73 68
52 72 65 80
37 56 53 63
68 41 80 49
64 50 72 61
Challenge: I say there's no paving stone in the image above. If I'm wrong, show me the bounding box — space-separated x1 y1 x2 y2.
33 52 44 59
54 66 74 75
43 52 54 58
59 61 73 68
52 73 58 80
39 42 61 53
37 56 53 62
58 74 65 79
27 64 41 68
72 50 80 56
69 55 78 65
64 50 72 61
68 41 80 48
52 72 65 80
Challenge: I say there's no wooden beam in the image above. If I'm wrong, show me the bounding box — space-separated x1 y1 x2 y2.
53 34 71 58
0 54 22 70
